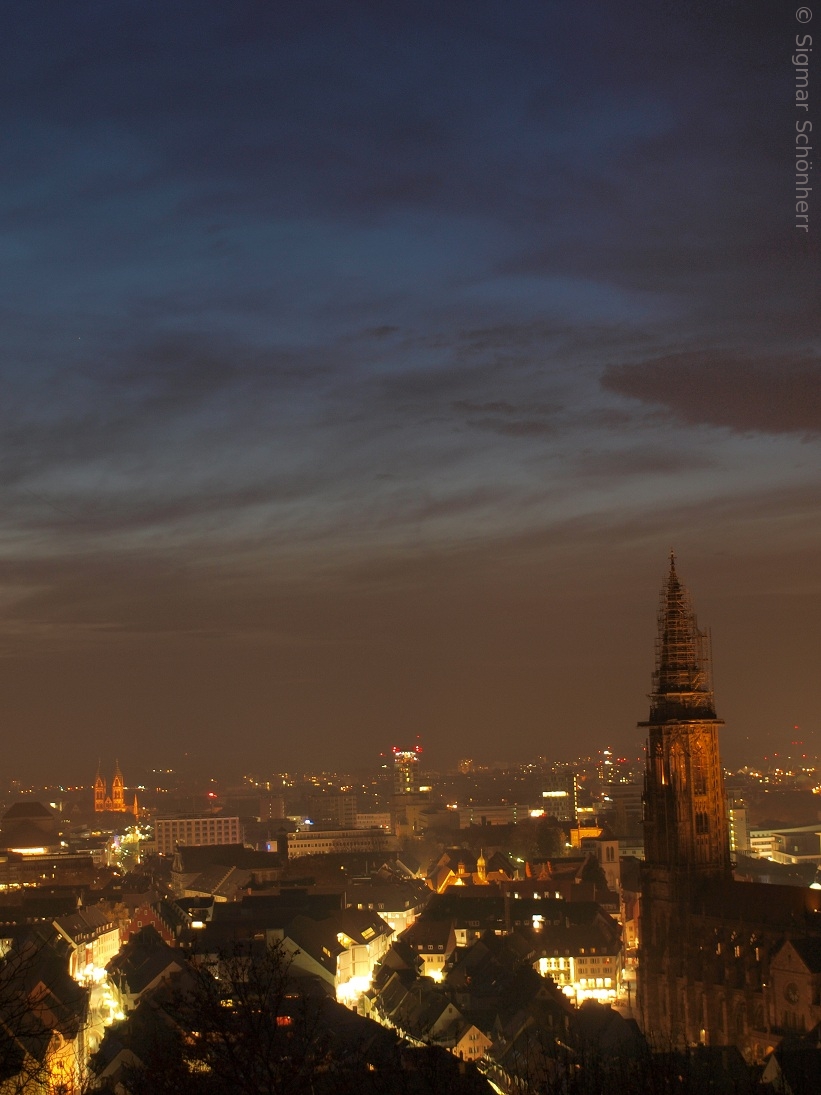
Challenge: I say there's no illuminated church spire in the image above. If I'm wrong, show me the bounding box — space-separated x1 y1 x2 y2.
641 555 730 875
93 761 128 813
651 551 716 722
94 761 106 813
111 760 125 812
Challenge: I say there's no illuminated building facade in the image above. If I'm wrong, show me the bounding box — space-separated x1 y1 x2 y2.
154 814 242 856
391 743 432 836
54 906 120 983
286 827 394 858
727 801 751 856
392 745 422 794
94 760 135 814
541 770 578 823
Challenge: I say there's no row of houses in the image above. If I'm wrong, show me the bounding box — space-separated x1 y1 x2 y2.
371 927 641 1091
395 885 623 1002
91 923 494 1094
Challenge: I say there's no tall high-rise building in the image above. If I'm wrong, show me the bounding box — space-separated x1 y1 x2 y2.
391 744 431 836
392 745 422 795
541 770 578 823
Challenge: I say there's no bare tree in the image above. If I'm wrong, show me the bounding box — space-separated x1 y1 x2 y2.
0 930 89 1095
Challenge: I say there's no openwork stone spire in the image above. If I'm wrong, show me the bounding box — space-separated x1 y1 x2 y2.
650 552 716 722
641 554 730 875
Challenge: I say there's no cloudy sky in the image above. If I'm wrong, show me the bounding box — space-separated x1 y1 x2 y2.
1 1 818 783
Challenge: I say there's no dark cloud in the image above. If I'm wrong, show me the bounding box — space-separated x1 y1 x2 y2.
602 354 821 437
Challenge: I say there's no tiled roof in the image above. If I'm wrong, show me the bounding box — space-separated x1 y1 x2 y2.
54 905 115 942
399 917 455 949
106 925 183 995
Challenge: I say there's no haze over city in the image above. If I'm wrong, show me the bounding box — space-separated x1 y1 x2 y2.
0 1 818 782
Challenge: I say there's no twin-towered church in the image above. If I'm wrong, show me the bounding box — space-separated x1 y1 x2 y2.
94 761 139 818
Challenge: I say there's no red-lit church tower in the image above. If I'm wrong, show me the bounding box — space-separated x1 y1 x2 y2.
94 760 130 814
111 760 125 812
94 762 107 813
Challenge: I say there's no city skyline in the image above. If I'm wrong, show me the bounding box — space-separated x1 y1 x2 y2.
0 2 818 781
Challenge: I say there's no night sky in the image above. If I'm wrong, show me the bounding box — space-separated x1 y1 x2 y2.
1 1 818 783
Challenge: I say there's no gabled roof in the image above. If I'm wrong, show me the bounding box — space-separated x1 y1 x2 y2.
787 935 821 974
54 905 115 944
378 940 424 976
285 914 344 976
376 971 414 1020
343 877 430 911
396 988 456 1041
336 906 393 945
93 872 156 902
106 925 183 996
186 865 253 899
372 958 419 995
399 917 456 950
446 1013 490 1044
392 852 422 877
152 898 192 934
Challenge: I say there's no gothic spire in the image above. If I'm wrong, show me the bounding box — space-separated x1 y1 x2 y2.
649 552 716 722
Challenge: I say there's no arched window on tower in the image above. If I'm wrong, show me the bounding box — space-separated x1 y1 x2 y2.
691 742 707 796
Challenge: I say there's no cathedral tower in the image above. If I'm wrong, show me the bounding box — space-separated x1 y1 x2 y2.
94 763 106 813
111 760 125 812
638 554 731 1045
642 553 730 875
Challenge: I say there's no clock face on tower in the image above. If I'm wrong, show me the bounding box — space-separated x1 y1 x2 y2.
784 982 800 1005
